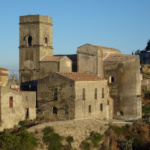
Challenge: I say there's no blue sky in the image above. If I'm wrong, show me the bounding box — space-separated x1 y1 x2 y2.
0 0 150 74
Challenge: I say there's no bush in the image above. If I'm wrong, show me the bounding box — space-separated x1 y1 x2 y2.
18 121 26 127
89 131 103 147
0 129 38 150
42 127 63 150
80 131 103 150
145 91 150 99
110 125 130 135
142 105 150 114
80 141 90 150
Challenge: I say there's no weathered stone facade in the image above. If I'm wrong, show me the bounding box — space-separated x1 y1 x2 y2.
77 44 142 120
37 72 113 120
0 68 9 87
19 14 142 121
19 15 72 91
0 87 36 131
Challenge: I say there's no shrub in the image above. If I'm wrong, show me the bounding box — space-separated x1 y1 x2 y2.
80 131 103 150
89 131 103 147
145 91 150 99
110 125 130 135
142 105 150 114
18 121 26 127
0 129 38 150
121 137 134 150
80 141 90 150
42 127 63 150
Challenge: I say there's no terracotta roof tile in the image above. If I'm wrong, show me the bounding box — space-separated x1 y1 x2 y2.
0 68 8 71
40 56 64 62
57 72 106 81
104 54 136 62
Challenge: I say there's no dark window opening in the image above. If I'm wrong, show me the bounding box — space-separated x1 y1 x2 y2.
107 100 109 105
25 108 29 119
53 88 58 100
45 37 48 43
102 88 104 98
120 111 124 116
95 88 97 99
100 103 103 111
53 107 58 114
111 77 115 82
28 35 32 46
89 105 91 113
9 97 13 108
83 88 85 100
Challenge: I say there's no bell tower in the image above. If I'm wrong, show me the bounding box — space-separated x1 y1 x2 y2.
19 15 53 89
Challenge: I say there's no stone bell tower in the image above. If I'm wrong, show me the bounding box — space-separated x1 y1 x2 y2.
19 15 53 89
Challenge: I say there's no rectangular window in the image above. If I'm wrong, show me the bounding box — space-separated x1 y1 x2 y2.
89 105 91 113
9 96 13 108
83 88 85 100
95 88 97 99
54 88 58 101
102 88 104 98
100 103 103 111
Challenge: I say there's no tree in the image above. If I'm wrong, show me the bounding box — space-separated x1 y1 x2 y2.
145 40 150 51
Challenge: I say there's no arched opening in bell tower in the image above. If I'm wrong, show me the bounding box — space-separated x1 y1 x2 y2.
28 35 32 46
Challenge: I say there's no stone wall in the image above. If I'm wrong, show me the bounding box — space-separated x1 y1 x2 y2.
28 119 132 150
103 56 142 120
0 87 36 131
74 80 113 120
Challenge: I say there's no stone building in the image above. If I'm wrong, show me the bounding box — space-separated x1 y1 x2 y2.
0 68 9 87
0 67 36 131
77 44 142 120
37 72 113 120
0 87 36 131
19 15 142 121
19 15 72 91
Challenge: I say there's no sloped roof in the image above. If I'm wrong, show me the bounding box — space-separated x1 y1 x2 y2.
104 54 136 62
0 68 8 71
57 72 106 81
93 45 120 52
40 56 64 62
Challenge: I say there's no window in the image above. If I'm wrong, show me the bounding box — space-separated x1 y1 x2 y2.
45 37 48 43
83 88 85 100
109 76 115 83
53 107 58 114
25 108 29 119
9 97 13 108
28 35 32 46
107 100 109 105
102 88 104 98
100 103 103 111
53 88 58 101
89 105 91 113
95 88 97 99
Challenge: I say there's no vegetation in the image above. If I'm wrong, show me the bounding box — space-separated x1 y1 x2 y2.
42 127 63 150
143 105 150 115
144 91 150 99
101 122 150 150
0 129 38 150
80 131 103 150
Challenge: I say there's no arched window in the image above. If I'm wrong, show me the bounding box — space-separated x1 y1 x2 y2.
53 107 58 114
45 37 48 44
28 35 32 46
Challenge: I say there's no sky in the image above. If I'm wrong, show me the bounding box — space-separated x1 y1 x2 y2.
0 0 150 75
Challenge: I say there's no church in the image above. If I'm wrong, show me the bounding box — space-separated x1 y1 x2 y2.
19 15 142 121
